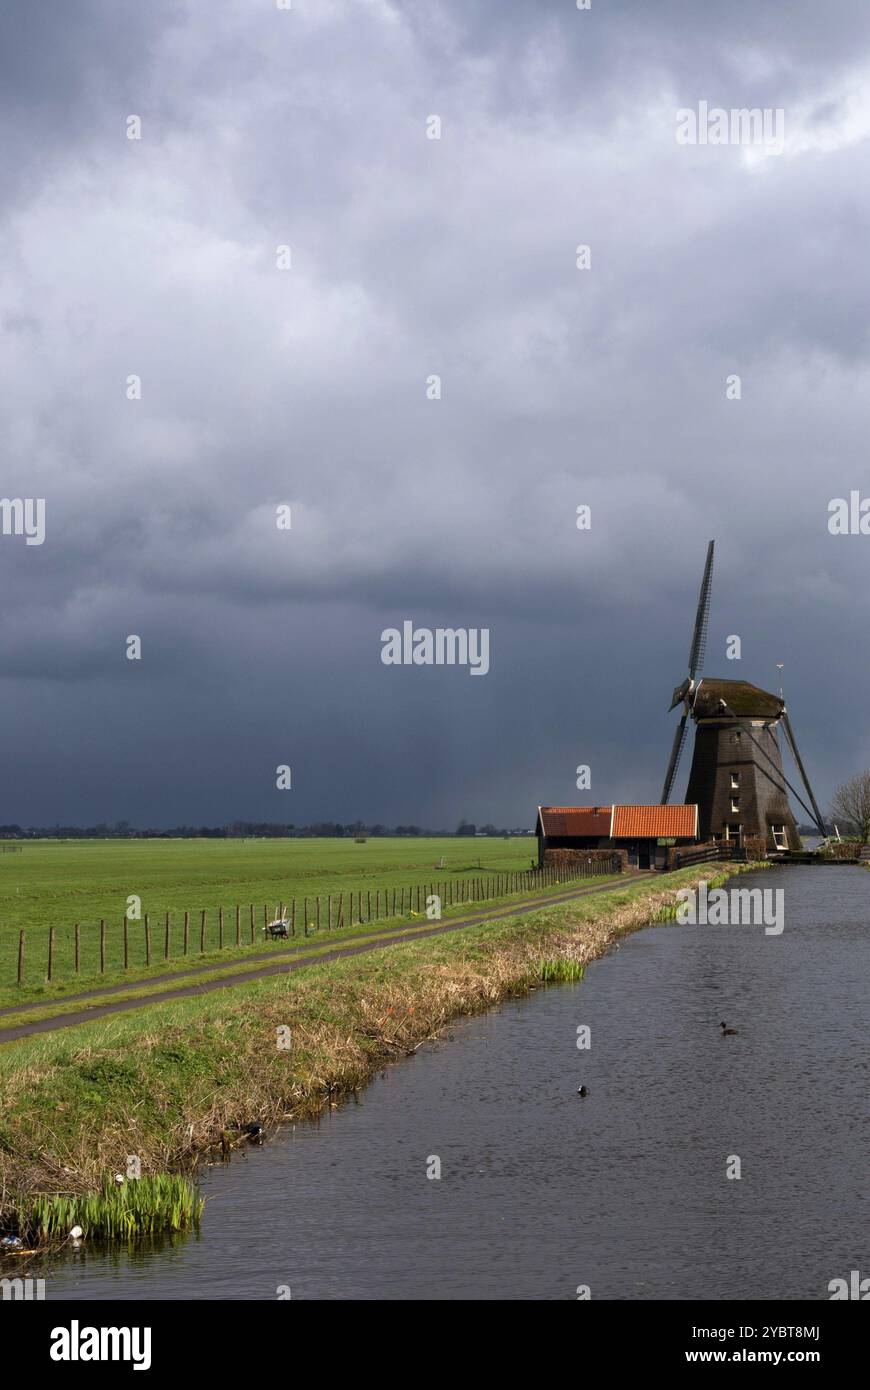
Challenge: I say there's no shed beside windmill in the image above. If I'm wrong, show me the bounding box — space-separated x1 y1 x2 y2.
536 803 698 870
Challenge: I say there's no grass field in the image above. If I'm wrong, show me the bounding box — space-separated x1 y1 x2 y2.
0 836 543 997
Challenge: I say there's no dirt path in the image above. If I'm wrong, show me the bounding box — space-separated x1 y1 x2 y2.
0 873 655 1044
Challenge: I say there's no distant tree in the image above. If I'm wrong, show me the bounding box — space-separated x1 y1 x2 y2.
830 771 870 844
478 823 498 837
456 820 476 837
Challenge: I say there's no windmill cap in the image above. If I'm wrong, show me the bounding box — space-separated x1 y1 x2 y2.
693 678 784 719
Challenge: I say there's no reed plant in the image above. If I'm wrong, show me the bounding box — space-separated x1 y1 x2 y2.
538 959 586 982
19 1174 202 1243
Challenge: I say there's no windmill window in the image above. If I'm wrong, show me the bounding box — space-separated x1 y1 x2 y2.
725 823 741 842
730 799 740 813
730 774 740 789
771 825 788 850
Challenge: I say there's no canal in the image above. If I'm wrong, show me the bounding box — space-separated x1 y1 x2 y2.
42 866 869 1299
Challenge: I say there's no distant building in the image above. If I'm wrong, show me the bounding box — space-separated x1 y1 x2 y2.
535 804 698 871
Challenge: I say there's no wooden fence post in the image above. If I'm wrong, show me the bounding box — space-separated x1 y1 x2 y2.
145 914 152 965
17 930 25 987
219 907 224 949
74 923 80 974
184 911 190 956
48 926 55 981
200 910 206 954
123 917 129 970
164 912 171 960
303 897 308 935
337 892 343 929
250 904 255 943
236 905 241 947
327 895 332 930
316 896 321 932
100 919 106 973
291 899 296 936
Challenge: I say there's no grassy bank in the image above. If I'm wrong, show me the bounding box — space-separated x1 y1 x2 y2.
0 862 757 1240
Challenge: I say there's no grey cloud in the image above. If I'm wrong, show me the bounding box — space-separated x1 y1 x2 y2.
0 0 868 826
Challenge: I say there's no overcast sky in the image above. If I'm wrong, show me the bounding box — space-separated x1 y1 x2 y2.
1 0 869 829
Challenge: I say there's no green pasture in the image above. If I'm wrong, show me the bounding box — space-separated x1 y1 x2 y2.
0 836 541 998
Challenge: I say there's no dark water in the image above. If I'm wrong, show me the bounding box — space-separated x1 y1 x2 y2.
39 867 869 1299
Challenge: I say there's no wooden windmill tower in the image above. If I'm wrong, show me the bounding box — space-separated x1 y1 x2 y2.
660 542 825 850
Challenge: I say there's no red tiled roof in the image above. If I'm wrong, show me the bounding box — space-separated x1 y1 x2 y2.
538 806 613 837
611 804 697 838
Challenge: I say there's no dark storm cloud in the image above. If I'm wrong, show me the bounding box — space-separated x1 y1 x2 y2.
1 0 869 826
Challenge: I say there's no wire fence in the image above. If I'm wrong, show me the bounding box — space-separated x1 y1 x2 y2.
8 856 622 989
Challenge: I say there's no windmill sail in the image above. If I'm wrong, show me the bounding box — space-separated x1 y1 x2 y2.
661 541 714 802
661 713 689 804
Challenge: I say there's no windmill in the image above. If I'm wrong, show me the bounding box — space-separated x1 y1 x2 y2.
661 542 825 850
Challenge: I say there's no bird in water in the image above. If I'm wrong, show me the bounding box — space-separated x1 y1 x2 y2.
719 1021 738 1036
577 1086 589 1097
